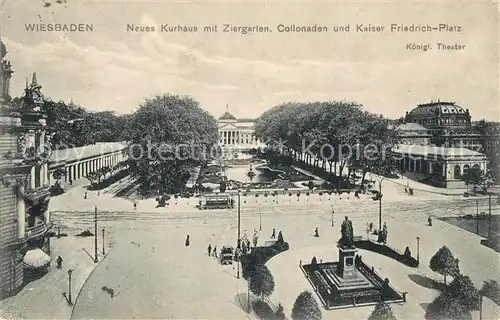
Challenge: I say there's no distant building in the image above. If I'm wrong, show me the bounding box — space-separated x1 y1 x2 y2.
0 41 52 298
217 105 260 149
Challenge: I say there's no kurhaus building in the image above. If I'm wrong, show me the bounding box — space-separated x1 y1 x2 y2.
0 41 52 298
218 105 260 149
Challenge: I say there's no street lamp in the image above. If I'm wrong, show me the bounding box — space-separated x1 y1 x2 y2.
94 206 98 263
67 269 73 305
237 189 241 279
377 178 385 232
416 236 420 264
331 207 334 227
102 228 105 255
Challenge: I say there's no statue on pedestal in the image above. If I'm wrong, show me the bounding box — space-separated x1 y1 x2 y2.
339 216 354 248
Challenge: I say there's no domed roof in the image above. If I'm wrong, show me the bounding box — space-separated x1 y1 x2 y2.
408 101 467 117
1 40 6 59
219 111 236 120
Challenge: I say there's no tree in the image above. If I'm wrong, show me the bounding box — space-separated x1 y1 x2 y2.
425 292 472 320
429 246 460 285
291 291 322 320
461 167 486 195
446 275 481 312
52 168 66 184
249 265 275 300
126 94 218 196
368 300 397 320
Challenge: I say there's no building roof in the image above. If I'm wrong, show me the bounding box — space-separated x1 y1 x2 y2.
50 142 127 164
389 122 428 131
219 111 237 121
407 101 467 117
392 144 485 158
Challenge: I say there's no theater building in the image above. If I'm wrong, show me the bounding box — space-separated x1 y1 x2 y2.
1 40 52 299
404 100 482 151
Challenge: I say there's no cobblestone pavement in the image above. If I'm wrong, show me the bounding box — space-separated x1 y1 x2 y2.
44 179 499 319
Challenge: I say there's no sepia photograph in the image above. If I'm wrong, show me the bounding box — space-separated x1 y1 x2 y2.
0 1 499 319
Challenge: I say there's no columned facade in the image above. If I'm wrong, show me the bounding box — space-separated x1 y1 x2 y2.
392 144 488 189
217 105 260 152
48 143 128 186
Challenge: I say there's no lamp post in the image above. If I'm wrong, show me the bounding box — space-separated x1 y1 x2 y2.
94 206 98 263
378 178 385 232
476 199 479 235
237 190 241 279
67 269 73 305
331 207 334 227
416 236 420 264
102 228 105 255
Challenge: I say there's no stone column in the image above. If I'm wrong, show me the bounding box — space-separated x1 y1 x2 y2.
30 166 36 189
429 161 433 174
442 163 446 178
17 186 25 239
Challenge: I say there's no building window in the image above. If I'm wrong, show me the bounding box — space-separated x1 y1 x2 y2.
454 165 461 179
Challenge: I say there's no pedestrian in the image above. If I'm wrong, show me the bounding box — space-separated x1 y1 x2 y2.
133 202 137 210
84 191 87 199
213 245 218 258
271 228 276 239
314 227 319 238
56 256 63 269
428 216 432 226
246 239 250 251
208 244 212 256
253 235 258 247
369 222 373 232
185 234 190 247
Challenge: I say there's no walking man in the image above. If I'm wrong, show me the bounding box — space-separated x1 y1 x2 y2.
207 244 212 256
314 227 319 238
271 228 276 239
213 245 218 258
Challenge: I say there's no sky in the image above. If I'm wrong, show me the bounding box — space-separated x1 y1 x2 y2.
1 0 498 120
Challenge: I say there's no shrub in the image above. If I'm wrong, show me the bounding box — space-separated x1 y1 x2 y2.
297 192 301 197
256 193 260 198
327 191 332 195
264 193 269 197
291 291 322 320
368 300 396 320
306 192 310 196
289 192 292 196
480 280 500 305
252 300 275 320
318 191 323 196
243 193 247 196
76 230 94 237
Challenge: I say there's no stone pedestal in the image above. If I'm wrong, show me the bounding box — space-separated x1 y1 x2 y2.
337 246 357 279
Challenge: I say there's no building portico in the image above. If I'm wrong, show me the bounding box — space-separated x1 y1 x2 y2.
392 144 488 189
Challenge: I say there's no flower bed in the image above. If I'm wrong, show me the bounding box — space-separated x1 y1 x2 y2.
354 239 419 267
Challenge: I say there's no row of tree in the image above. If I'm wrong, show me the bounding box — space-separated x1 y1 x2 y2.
8 97 129 148
254 102 400 188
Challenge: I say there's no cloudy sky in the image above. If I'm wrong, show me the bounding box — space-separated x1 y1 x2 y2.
1 0 498 120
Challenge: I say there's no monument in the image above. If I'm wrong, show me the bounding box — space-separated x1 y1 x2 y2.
331 216 371 288
336 216 358 279
301 217 405 308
